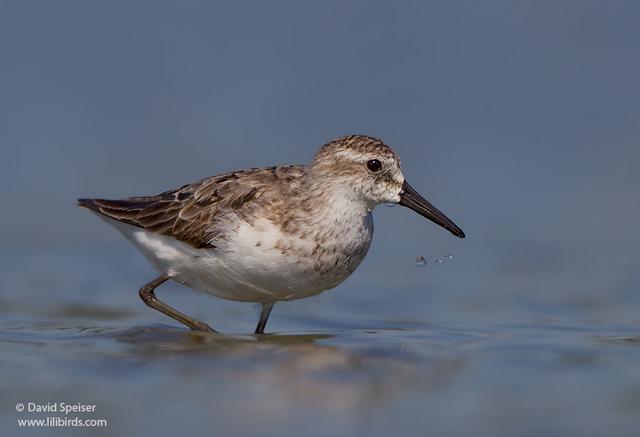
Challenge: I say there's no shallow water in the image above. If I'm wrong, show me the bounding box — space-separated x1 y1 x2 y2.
3 0 640 434
1 247 639 436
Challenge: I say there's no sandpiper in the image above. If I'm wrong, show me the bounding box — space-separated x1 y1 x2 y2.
78 135 464 334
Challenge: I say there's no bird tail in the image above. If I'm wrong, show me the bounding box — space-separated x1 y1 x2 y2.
77 197 155 226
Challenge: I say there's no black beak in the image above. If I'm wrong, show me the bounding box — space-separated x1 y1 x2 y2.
398 181 465 238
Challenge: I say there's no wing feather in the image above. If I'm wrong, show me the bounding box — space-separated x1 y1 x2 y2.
78 166 305 249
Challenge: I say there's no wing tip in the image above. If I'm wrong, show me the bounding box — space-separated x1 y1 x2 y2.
77 198 100 211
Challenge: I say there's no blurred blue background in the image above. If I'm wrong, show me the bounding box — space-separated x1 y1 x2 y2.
2 0 639 296
1 1 639 436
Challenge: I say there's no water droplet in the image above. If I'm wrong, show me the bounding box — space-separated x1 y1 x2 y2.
443 254 453 261
432 258 443 265
385 202 397 208
415 256 427 267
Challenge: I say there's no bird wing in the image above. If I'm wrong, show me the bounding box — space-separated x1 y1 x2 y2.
78 166 305 249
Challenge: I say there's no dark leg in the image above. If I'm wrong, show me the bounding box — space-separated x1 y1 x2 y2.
139 275 215 332
254 302 274 334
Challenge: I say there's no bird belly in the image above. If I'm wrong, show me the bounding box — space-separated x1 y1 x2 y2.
205 218 371 302
105 216 368 302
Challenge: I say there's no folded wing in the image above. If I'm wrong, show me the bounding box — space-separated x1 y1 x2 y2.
78 166 304 249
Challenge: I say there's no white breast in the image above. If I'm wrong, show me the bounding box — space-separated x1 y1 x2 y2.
101 208 374 303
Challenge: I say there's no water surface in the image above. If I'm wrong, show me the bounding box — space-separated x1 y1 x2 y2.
1 248 639 436
2 1 640 435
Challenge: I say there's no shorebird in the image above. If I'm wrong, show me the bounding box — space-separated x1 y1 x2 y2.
78 135 464 334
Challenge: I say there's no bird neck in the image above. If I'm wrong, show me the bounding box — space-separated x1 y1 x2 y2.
300 174 373 227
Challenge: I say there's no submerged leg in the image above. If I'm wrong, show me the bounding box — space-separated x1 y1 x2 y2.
254 302 274 334
138 275 215 332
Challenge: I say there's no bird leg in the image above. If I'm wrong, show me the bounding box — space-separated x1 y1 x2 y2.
139 275 216 332
254 302 274 334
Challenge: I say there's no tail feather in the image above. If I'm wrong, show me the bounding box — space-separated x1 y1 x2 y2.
77 198 101 212
77 194 215 249
77 197 154 228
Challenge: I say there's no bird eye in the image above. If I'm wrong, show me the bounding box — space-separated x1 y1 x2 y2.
366 159 382 172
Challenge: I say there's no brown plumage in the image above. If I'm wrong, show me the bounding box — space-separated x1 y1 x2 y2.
78 165 306 249
77 134 464 334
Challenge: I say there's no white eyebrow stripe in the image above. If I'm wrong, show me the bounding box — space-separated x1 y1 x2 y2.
332 149 367 161
332 149 397 163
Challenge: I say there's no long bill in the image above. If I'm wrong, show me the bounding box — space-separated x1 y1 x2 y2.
398 181 465 238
